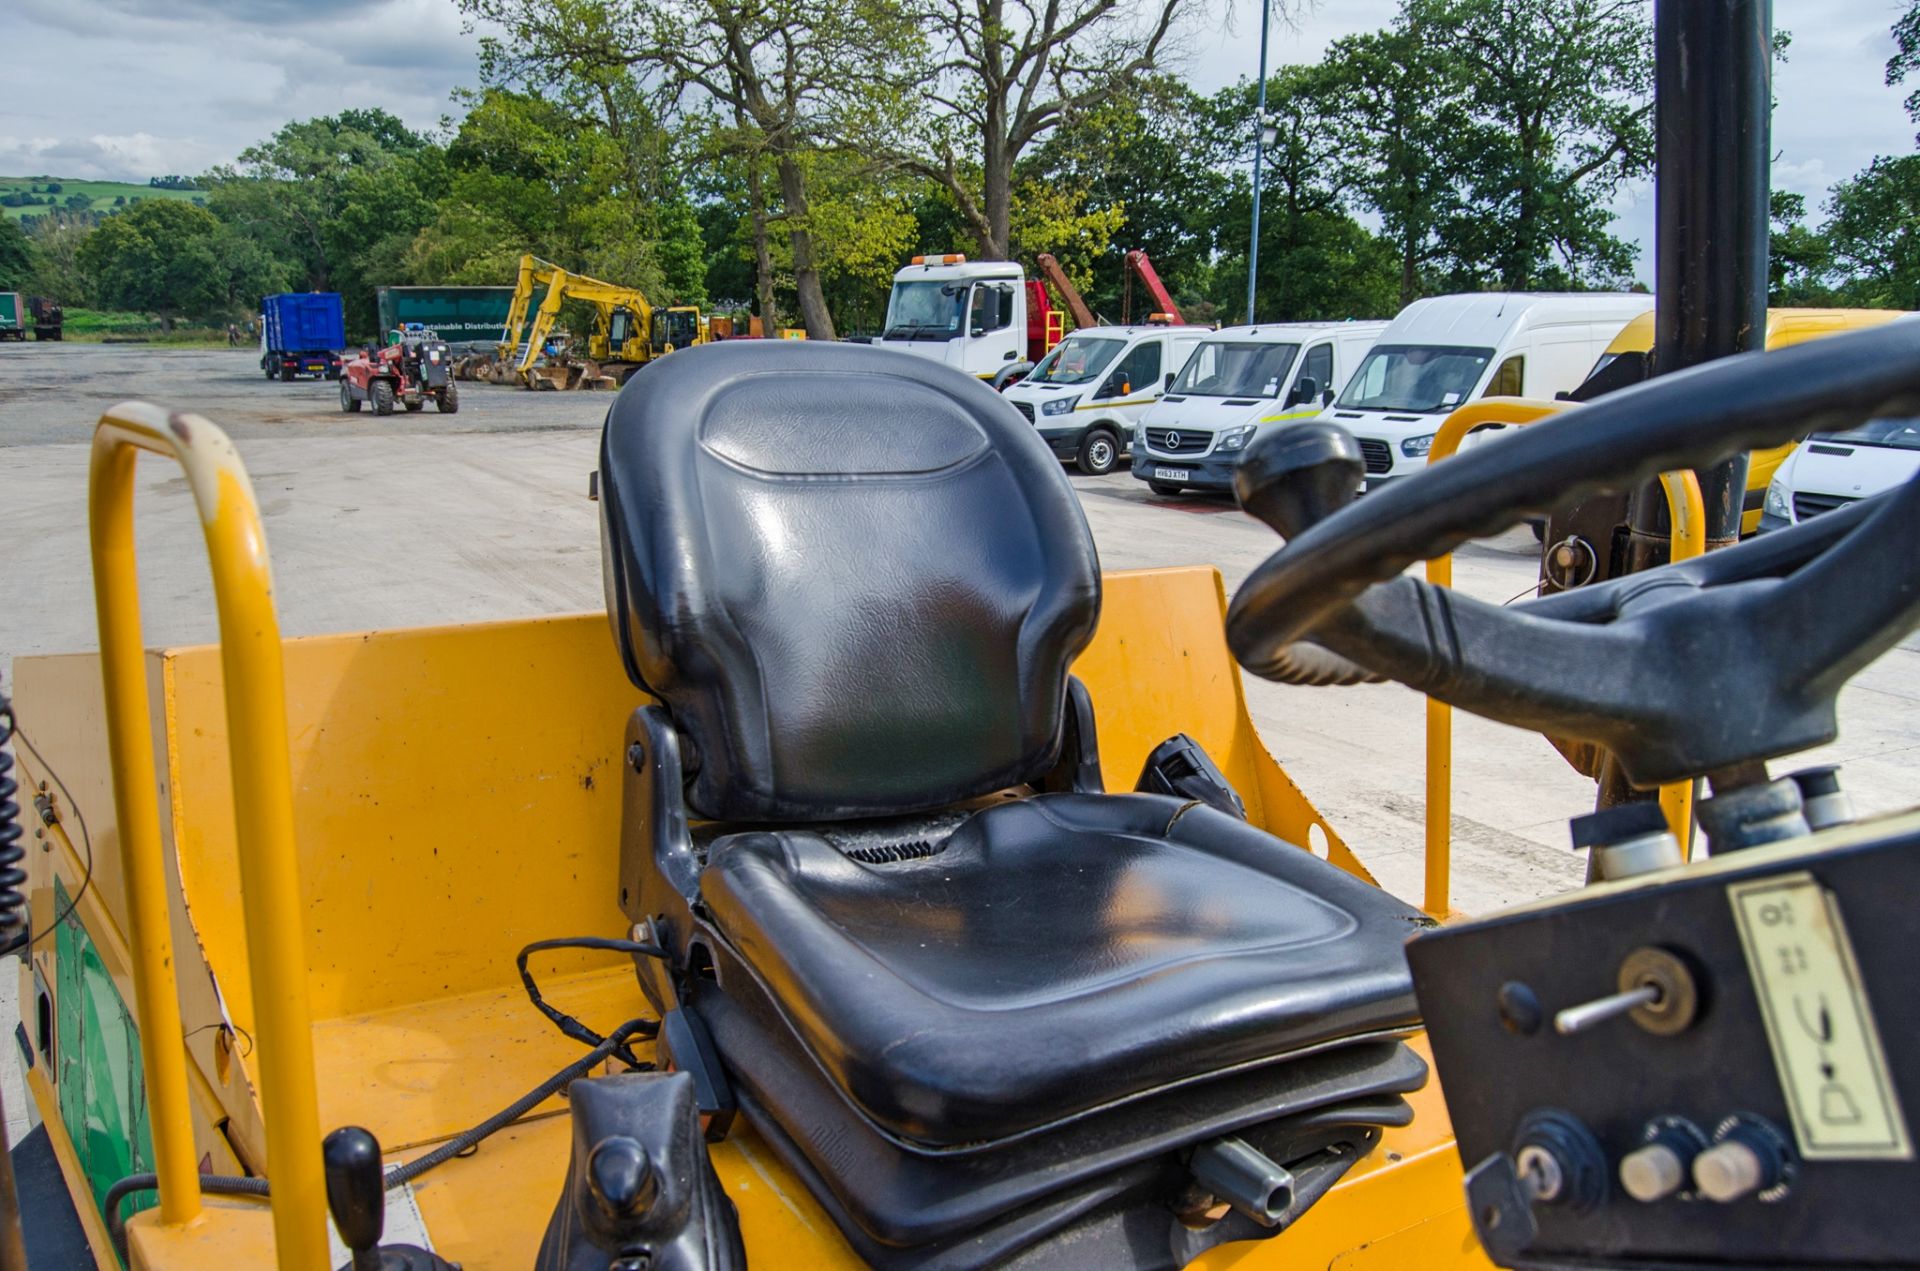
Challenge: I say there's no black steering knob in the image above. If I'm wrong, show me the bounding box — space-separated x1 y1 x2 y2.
586 1135 659 1223
324 1126 385 1268
1232 421 1364 539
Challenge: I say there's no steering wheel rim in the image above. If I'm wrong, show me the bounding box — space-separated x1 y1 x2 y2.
1225 319 1920 787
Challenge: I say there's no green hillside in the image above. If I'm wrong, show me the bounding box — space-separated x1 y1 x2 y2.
0 177 205 221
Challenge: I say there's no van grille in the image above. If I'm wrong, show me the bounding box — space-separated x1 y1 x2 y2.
1793 491 1855 520
1012 400 1035 423
1145 428 1211 455
1358 438 1393 474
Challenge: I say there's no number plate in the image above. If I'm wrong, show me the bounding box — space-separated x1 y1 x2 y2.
1153 467 1189 481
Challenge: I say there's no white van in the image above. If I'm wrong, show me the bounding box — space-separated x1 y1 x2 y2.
1003 324 1208 474
1129 321 1389 496
1326 292 1653 488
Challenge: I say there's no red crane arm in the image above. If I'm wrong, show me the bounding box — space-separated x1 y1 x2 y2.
1034 254 1098 330
1124 250 1184 325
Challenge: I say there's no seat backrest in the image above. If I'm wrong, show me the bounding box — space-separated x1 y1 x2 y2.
599 340 1101 822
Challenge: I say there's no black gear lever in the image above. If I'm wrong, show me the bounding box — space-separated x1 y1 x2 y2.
1226 423 1381 687
323 1126 458 1271
1232 421 1365 539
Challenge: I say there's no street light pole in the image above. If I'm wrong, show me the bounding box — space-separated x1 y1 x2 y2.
1245 0 1272 324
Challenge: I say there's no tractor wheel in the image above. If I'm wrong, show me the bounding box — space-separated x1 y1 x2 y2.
437 383 460 414
340 379 360 413
1076 428 1120 476
371 379 396 416
1147 480 1183 497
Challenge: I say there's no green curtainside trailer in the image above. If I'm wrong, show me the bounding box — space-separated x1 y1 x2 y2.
0 292 27 341
375 286 515 350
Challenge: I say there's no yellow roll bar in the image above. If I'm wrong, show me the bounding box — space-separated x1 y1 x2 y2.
89 403 328 1268
1419 398 1707 918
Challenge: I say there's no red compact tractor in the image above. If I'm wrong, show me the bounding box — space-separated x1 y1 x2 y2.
339 324 459 415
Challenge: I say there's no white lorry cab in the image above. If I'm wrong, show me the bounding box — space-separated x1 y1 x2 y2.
1002 324 1208 475
1326 292 1653 489
1130 321 1388 496
874 255 1033 383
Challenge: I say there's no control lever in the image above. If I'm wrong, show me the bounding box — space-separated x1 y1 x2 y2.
1232 422 1364 540
1229 424 1381 687
323 1127 455 1271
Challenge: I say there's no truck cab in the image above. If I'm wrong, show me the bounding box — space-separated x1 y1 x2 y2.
1327 292 1652 490
1130 322 1388 496
875 256 1029 382
1002 324 1207 474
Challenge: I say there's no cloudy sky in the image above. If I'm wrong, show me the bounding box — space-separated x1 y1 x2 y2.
5 0 1914 278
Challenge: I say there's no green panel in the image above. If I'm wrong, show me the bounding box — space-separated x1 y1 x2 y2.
0 293 21 328
54 876 158 1233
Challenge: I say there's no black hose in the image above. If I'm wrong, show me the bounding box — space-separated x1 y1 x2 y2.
0 694 27 944
106 1173 269 1265
103 1016 654 1261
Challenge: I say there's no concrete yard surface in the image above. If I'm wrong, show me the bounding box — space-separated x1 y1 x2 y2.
6 343 1920 920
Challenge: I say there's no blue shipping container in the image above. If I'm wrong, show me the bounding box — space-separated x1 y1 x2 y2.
262 292 346 354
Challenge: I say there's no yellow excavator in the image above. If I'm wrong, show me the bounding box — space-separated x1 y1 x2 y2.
490 254 708 390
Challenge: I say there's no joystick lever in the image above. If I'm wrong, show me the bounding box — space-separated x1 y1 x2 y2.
323 1126 459 1271
1232 421 1365 540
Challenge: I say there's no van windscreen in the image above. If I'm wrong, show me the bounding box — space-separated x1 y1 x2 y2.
1337 344 1495 413
1027 336 1127 384
1170 342 1300 397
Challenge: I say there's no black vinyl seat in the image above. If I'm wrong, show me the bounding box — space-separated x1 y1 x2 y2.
597 341 1426 1264
703 791 1421 1147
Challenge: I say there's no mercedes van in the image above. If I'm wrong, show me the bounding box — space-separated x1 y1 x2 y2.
1129 321 1389 495
1004 323 1208 474
1328 293 1653 489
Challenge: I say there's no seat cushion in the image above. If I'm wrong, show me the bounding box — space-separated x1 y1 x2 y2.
700 792 1425 1146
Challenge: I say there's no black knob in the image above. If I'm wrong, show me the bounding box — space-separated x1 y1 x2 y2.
1232 421 1364 539
323 1126 386 1262
586 1135 659 1223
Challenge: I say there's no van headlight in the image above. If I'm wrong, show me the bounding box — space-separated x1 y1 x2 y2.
1401 433 1435 457
1764 475 1791 521
1215 425 1256 452
1041 395 1080 416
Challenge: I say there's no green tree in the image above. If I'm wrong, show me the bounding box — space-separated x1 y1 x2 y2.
25 211 96 304
1409 0 1652 289
883 0 1187 261
1325 22 1473 305
0 218 30 290
1768 189 1835 306
1021 75 1228 319
1205 70 1399 322
78 199 284 327
1824 155 1920 309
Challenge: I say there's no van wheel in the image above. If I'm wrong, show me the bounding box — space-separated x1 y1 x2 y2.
1148 480 1183 497
340 380 361 413
371 379 396 416
1077 428 1120 476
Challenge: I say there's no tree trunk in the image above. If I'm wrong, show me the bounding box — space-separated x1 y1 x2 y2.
775 154 836 340
982 126 1012 260
745 152 778 331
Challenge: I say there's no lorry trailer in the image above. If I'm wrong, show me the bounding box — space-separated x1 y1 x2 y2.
260 292 346 380
377 285 516 354
0 291 27 341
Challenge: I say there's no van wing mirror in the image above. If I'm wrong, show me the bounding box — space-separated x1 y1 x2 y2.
1164 372 1176 390
1288 376 1319 407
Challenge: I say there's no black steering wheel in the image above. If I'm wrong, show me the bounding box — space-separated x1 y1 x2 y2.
1224 319 1920 789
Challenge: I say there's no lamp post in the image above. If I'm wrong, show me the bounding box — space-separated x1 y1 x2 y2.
1245 0 1274 324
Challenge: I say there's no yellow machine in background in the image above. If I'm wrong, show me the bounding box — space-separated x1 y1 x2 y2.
1590 308 1908 533
492 254 708 390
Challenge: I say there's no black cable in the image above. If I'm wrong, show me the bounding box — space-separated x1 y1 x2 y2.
0 694 26 945
102 1018 654 1262
515 936 665 1069
102 934 670 1260
1 707 95 956
106 1173 268 1265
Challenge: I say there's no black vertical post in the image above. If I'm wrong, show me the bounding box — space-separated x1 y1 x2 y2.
1622 0 1773 567
1598 0 1772 830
